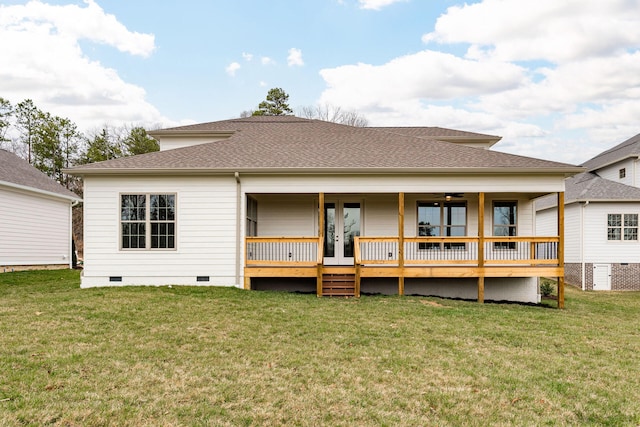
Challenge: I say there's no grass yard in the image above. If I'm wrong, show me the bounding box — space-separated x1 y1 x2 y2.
1 270 639 426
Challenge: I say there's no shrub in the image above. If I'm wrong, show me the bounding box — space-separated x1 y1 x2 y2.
540 279 555 297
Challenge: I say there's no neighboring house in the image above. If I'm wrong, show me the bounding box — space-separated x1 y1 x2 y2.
536 133 640 291
68 116 581 305
0 149 81 272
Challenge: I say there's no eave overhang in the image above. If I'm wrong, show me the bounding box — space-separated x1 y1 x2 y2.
1 180 82 203
65 166 585 177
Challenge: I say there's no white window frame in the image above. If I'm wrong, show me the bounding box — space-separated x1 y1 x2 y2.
607 213 638 241
120 193 177 251
417 201 467 250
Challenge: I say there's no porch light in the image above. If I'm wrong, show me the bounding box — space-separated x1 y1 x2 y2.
445 194 452 202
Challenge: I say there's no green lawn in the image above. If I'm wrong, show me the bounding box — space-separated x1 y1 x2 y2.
1 270 639 426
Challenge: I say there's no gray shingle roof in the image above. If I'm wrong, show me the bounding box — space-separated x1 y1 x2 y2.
371 126 501 143
69 116 581 174
0 149 80 200
536 172 640 210
582 133 640 171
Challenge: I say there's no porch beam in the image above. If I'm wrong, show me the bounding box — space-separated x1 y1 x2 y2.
398 192 405 296
557 191 565 309
477 192 485 303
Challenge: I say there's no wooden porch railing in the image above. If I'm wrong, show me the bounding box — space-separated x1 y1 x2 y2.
245 237 322 266
245 236 560 267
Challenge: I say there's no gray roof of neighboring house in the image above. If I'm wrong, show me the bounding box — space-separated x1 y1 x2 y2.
582 132 640 171
69 116 582 174
536 172 640 210
0 149 80 201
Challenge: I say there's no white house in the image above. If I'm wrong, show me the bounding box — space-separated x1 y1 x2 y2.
0 149 81 272
68 116 582 305
536 133 640 291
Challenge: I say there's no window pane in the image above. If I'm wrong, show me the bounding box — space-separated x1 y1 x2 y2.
448 205 466 226
624 214 638 227
608 214 621 227
624 227 637 241
447 226 465 237
608 227 621 240
122 222 145 249
150 194 175 221
121 194 146 221
151 222 174 249
418 204 440 227
494 203 516 226
324 203 335 258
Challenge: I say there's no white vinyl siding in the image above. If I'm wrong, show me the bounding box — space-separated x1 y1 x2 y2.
0 186 71 266
254 194 316 236
595 159 635 186
582 203 640 263
81 175 237 287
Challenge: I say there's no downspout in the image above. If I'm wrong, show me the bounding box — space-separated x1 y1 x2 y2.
235 172 242 287
581 201 589 291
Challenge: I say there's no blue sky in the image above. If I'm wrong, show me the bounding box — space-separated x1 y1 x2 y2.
1 0 640 164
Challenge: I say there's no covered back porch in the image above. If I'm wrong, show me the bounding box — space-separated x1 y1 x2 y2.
243 192 565 307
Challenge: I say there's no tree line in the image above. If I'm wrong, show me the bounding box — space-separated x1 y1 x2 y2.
0 97 159 192
0 89 367 194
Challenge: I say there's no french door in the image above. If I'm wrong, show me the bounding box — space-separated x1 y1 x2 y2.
324 201 361 265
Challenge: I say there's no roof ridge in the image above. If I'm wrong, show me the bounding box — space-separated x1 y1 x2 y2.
582 133 640 167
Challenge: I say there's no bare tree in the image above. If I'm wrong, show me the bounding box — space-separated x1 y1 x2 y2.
299 104 368 127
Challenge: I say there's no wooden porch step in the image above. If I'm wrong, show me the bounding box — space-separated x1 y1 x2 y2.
322 273 356 297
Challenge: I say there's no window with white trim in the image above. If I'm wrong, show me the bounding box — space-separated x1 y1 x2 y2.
121 194 176 250
418 201 466 249
607 214 638 241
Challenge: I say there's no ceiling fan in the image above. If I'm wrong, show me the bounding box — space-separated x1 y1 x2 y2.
444 193 464 201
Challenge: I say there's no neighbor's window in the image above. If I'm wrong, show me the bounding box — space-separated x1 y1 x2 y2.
418 201 466 249
493 201 517 249
607 214 638 241
246 196 258 237
121 194 176 250
619 168 626 179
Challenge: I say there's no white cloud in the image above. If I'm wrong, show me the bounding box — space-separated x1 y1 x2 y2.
423 0 640 63
0 0 168 131
319 50 525 109
358 0 408 11
319 0 640 163
225 62 241 76
261 56 275 65
242 52 253 61
287 48 304 67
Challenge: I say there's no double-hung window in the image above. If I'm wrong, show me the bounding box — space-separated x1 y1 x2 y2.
418 201 466 249
493 201 517 249
121 194 176 250
607 214 638 241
